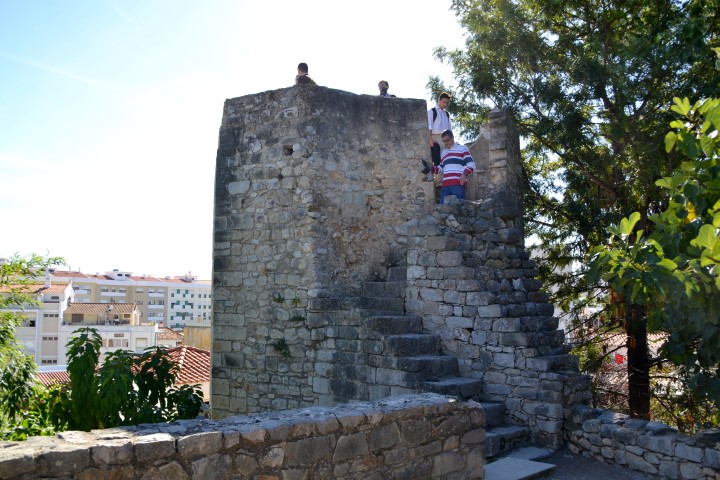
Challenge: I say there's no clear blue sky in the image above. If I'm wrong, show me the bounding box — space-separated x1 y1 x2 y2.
0 0 466 279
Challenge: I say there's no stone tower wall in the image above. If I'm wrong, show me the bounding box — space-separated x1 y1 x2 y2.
212 87 431 416
212 87 589 447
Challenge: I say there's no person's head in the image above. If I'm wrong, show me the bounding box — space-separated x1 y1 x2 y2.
441 129 455 148
297 62 309 74
438 92 451 109
378 80 389 94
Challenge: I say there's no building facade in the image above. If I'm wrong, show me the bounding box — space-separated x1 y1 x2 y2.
49 269 212 330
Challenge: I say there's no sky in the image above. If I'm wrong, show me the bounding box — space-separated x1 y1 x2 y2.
0 0 467 280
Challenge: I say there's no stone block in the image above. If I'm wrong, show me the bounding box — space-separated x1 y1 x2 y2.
91 440 133 465
431 452 465 476
637 434 676 456
367 423 401 451
400 419 433 446
285 436 335 466
177 432 223 459
478 305 503 318
679 461 705 479
658 460 679 479
334 432 369 462
704 448 720 469
133 433 176 463
675 442 703 462
625 452 658 475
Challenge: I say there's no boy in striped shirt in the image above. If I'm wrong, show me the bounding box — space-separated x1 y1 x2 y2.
432 130 475 204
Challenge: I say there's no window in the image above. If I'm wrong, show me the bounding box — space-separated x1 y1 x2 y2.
102 338 129 348
41 359 57 365
113 333 125 338
42 336 58 341
51 296 59 300
43 313 59 318
136 288 144 293
101 288 108 293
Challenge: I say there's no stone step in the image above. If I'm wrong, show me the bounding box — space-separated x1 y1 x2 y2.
485 425 530 459
356 297 405 313
501 446 556 462
362 281 406 299
484 457 556 480
366 315 423 335
368 354 459 380
525 354 579 373
384 334 440 356
421 376 483 399
479 401 506 428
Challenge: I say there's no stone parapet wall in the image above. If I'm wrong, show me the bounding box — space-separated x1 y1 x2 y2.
0 394 485 480
567 405 720 479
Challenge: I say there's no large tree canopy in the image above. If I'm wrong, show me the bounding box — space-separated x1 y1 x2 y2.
432 0 720 420
433 0 719 286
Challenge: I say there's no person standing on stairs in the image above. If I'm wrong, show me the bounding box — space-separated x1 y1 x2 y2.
431 129 475 204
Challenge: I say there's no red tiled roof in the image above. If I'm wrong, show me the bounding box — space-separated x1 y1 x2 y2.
52 270 209 283
167 346 210 385
51 271 90 279
157 327 184 341
65 303 137 314
36 371 70 387
0 283 70 294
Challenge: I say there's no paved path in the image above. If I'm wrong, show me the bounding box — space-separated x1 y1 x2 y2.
540 447 655 479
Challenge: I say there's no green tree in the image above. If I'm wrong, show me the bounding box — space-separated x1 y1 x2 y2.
55 327 203 431
1 254 203 438
433 0 720 418
0 253 65 439
589 97 720 423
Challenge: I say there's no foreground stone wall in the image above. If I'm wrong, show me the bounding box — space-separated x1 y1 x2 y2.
0 394 485 480
567 406 720 480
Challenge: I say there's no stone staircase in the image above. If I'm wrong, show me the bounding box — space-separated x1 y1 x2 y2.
362 266 483 399
359 266 559 480
480 401 557 480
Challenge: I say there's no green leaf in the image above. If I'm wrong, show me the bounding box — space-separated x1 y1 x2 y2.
691 224 719 250
655 258 677 271
619 212 642 236
665 131 678 152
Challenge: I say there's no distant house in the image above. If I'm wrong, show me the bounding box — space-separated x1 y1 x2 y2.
60 303 157 363
166 346 210 402
36 368 71 388
34 347 210 403
156 323 184 349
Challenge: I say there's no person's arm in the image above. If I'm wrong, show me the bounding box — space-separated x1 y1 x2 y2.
428 110 435 146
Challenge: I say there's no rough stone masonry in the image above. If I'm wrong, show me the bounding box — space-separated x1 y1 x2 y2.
212 85 590 448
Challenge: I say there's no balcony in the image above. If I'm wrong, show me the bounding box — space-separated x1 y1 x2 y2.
64 319 131 326
100 291 127 297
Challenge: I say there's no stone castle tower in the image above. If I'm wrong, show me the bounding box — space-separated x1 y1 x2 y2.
212 86 589 447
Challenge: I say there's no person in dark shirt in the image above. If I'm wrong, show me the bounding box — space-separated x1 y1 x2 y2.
295 63 316 85
378 80 396 97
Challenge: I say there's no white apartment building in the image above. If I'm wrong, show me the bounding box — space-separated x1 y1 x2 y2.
49 269 212 330
3 279 157 365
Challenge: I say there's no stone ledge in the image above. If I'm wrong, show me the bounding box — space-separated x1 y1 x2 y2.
0 394 486 480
